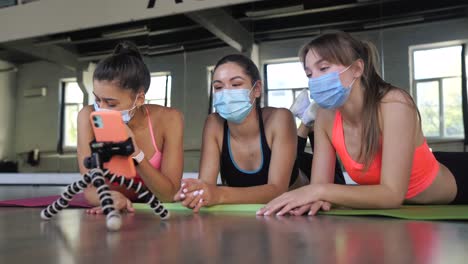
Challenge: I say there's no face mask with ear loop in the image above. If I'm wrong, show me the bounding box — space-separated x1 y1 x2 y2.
94 97 139 124
213 81 258 124
308 62 357 109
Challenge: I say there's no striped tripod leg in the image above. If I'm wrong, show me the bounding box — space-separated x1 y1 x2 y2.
91 168 122 231
41 173 93 220
106 173 170 220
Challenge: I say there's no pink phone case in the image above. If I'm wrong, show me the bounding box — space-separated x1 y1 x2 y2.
90 111 136 178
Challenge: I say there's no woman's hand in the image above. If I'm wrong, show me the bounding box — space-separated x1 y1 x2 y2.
289 201 332 216
86 191 135 214
174 179 220 213
125 125 141 156
256 184 324 216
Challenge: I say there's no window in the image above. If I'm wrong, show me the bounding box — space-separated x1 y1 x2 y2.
207 66 215 114
146 72 171 107
265 61 308 109
61 79 84 149
412 45 464 138
0 0 16 9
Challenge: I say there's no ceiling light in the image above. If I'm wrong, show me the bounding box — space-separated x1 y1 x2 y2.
34 37 71 46
146 46 184 56
102 26 148 38
245 4 304 18
363 16 424 29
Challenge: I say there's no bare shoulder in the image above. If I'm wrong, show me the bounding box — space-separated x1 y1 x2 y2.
262 106 294 124
77 105 94 124
199 113 224 151
316 107 336 122
205 112 224 125
315 108 337 137
379 88 418 118
381 88 415 107
262 107 295 136
315 108 337 128
204 113 224 135
146 104 184 126
77 105 95 150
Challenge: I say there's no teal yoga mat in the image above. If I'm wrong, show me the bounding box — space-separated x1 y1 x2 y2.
134 203 468 220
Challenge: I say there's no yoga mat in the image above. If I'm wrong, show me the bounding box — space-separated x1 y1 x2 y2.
2 196 467 220
0 194 92 208
320 205 468 220
134 203 468 220
134 203 263 213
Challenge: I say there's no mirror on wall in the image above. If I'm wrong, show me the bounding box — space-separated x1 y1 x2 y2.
0 0 467 172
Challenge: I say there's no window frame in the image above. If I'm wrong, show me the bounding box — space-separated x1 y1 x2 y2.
409 42 465 140
207 65 215 114
58 78 84 153
262 57 308 108
146 71 171 107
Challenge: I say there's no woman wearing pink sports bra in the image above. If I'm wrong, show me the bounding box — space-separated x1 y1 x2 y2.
77 41 183 214
258 31 466 216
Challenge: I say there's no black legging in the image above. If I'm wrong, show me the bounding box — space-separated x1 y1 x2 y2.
433 151 468 204
296 132 346 185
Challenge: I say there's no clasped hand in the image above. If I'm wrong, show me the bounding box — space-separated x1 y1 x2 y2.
174 179 218 213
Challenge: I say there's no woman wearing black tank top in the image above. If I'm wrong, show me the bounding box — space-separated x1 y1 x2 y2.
174 54 298 212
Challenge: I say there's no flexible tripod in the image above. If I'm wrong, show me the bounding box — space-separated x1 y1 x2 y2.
40 138 169 231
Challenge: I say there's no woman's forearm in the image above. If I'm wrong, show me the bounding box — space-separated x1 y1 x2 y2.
83 187 101 206
136 160 179 202
318 183 405 209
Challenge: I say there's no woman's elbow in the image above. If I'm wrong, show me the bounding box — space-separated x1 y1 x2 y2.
159 183 179 203
378 191 405 209
160 196 174 203
161 191 177 203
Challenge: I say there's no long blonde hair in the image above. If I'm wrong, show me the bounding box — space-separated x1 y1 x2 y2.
300 31 419 171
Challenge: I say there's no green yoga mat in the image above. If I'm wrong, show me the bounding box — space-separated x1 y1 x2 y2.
320 205 468 220
134 203 263 214
134 203 468 220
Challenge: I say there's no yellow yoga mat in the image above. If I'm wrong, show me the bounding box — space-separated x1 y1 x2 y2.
134 203 468 220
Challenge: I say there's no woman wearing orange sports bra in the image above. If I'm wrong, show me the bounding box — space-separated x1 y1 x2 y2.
257 31 466 216
77 41 183 213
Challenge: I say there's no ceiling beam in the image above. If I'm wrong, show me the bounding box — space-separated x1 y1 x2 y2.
0 41 82 70
242 0 399 21
0 0 261 43
186 8 253 53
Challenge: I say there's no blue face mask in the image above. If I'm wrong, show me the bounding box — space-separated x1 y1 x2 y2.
308 64 356 109
213 83 256 124
94 99 137 124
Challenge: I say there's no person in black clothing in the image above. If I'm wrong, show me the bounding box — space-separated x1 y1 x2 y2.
290 89 346 185
174 54 299 212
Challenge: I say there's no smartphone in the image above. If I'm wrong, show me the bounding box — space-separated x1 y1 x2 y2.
90 111 136 178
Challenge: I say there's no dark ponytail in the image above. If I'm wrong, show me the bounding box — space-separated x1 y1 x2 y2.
93 41 151 93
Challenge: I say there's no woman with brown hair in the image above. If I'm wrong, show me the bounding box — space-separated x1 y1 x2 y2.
258 31 466 216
